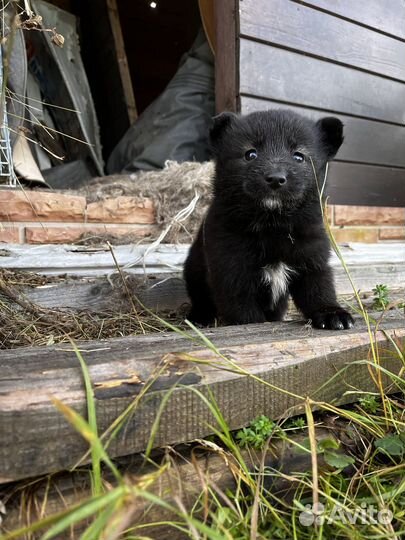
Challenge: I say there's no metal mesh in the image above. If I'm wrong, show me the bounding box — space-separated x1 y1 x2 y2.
0 17 17 188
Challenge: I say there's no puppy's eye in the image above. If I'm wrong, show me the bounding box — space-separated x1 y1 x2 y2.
245 149 257 161
293 151 305 163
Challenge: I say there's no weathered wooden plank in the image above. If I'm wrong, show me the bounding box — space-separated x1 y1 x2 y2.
23 275 189 312
0 242 404 267
326 162 405 207
2 244 405 311
333 266 405 297
0 317 404 482
240 0 405 81
296 0 405 40
0 244 188 275
239 40 405 124
18 272 405 315
240 97 405 168
215 0 238 112
1 243 405 279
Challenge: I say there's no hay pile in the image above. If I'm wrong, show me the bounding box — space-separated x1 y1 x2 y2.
0 269 185 349
79 160 214 243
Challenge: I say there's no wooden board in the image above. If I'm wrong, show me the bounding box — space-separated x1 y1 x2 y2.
297 0 405 40
199 0 216 53
239 40 405 124
241 97 405 168
214 0 238 112
0 244 189 275
326 162 405 207
240 0 405 82
22 275 189 313
0 317 404 482
14 274 405 317
1 243 405 285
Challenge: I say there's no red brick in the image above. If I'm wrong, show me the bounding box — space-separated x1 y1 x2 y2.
25 225 157 244
0 227 21 243
335 205 405 226
330 227 379 243
0 190 86 222
379 228 405 241
326 205 334 225
86 196 155 224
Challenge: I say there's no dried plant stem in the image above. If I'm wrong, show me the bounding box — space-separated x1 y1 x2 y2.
0 277 57 324
107 242 146 334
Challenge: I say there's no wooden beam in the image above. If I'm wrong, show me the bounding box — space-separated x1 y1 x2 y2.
0 244 189 275
298 0 405 40
12 275 405 316
241 96 405 168
21 275 189 313
0 317 404 482
327 162 405 207
106 0 138 123
214 0 238 112
239 0 405 83
199 0 216 53
1 243 404 296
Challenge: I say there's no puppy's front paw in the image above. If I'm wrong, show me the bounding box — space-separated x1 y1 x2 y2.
310 308 354 330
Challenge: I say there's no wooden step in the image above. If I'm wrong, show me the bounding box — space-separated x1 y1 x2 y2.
1 315 403 483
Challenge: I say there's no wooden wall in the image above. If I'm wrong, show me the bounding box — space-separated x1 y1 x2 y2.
215 0 405 206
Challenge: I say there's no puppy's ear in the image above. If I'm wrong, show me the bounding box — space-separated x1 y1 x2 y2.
316 117 344 159
210 112 237 145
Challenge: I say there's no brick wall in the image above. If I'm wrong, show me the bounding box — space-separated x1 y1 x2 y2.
0 189 404 244
0 190 157 244
329 206 405 242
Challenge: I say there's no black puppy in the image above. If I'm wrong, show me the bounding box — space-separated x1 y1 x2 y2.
184 109 354 330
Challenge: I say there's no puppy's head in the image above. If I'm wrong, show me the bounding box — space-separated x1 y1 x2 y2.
210 109 343 210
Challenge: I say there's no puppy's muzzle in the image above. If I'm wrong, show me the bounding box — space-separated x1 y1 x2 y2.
265 173 287 190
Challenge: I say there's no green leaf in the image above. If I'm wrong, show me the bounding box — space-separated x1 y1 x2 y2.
296 437 312 453
359 395 380 413
291 417 306 429
72 344 103 496
323 451 355 469
372 284 390 310
80 501 117 540
375 434 405 457
236 415 277 449
318 437 340 451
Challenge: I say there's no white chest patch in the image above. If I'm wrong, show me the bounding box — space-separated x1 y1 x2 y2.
262 262 295 305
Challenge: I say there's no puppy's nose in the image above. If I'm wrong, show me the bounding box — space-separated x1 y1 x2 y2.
265 174 287 189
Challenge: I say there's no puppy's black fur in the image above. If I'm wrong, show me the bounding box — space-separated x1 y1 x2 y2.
184 109 354 330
